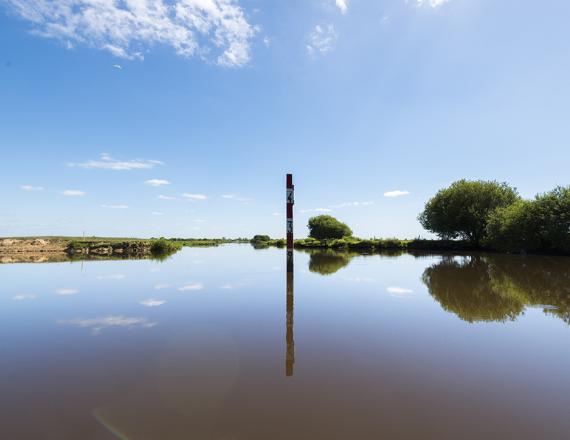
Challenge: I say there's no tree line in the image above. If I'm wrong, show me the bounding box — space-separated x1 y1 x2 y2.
419 180 569 254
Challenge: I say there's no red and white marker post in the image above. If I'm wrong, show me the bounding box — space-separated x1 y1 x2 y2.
286 174 294 272
285 173 295 376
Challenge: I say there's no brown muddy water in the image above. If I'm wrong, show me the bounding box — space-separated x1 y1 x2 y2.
0 245 568 439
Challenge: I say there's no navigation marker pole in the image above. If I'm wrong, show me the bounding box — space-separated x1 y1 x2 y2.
285 173 295 376
286 173 294 266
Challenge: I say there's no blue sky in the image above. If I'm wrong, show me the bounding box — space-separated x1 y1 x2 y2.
1 0 569 239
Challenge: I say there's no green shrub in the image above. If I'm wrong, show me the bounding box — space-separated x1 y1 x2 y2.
486 186 570 253
308 215 353 240
150 238 182 255
251 235 271 244
418 180 520 244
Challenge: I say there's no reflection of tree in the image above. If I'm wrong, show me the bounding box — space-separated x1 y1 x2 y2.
308 251 353 275
422 255 570 325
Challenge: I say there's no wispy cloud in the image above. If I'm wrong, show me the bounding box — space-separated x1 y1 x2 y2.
178 283 204 291
5 0 256 68
59 315 156 335
112 64 122 70
13 293 36 301
415 0 450 8
307 24 338 56
62 190 86 197
145 179 170 187
384 190 410 198
154 283 171 290
300 208 332 213
182 193 207 201
140 298 166 307
20 185 44 192
152 211 165 216
272 212 281 217
330 201 374 208
158 195 176 200
69 154 163 171
222 194 250 202
335 0 348 14
55 288 79 296
101 204 129 209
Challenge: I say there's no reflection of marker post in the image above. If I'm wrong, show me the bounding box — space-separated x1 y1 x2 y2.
286 268 294 376
285 173 295 376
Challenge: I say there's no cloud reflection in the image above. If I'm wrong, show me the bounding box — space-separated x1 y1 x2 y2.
55 288 79 295
178 283 204 292
140 299 166 307
59 315 157 335
13 293 37 301
387 287 414 297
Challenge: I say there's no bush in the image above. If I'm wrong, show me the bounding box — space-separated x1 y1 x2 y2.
485 200 540 252
486 186 570 253
251 235 271 244
150 238 182 255
418 180 520 244
308 215 353 240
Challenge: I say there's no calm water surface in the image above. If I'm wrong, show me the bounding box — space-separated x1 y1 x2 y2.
1 245 569 439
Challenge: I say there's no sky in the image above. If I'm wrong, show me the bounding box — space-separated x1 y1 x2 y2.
1 0 569 239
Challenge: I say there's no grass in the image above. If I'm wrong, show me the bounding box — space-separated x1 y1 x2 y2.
258 237 479 252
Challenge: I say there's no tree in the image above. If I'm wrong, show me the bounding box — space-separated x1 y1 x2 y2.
308 215 353 240
418 180 519 244
251 235 271 243
486 186 570 253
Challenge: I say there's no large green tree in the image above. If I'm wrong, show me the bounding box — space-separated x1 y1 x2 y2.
486 186 570 253
418 180 519 244
308 215 353 240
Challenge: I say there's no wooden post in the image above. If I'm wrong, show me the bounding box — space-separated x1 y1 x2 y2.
285 173 295 376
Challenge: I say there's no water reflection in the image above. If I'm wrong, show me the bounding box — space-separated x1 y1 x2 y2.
286 250 295 376
308 250 353 275
422 255 570 324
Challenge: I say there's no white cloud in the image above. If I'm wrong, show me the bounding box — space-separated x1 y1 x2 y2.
222 194 250 202
330 201 374 208
69 154 163 171
59 315 156 335
182 193 207 201
300 208 332 213
6 0 256 68
145 179 171 187
140 298 166 307
62 190 86 197
384 190 410 198
178 282 204 291
20 185 44 191
158 195 176 200
272 212 281 217
112 64 122 69
307 24 337 56
154 283 171 290
152 211 165 216
387 286 413 297
335 0 348 14
55 288 79 295
101 204 129 209
415 0 450 8
13 293 36 301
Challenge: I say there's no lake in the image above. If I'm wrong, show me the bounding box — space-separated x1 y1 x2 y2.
1 245 569 439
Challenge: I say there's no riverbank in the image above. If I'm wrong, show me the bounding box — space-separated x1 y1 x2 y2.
0 237 249 263
254 237 482 252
